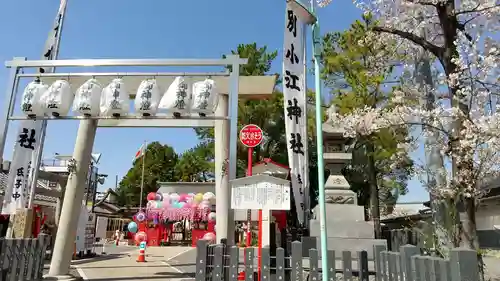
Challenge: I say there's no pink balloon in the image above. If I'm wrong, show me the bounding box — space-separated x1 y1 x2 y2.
202 232 216 243
163 201 170 208
179 194 188 203
135 231 147 244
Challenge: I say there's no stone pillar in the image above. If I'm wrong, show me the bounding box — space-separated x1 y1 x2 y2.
261 209 271 246
55 184 66 227
215 95 234 243
47 119 97 280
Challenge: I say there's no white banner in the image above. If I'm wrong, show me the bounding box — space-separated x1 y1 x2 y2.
283 4 307 225
2 120 43 214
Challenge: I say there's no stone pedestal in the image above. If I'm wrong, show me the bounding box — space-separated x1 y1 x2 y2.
43 275 84 281
12 208 34 238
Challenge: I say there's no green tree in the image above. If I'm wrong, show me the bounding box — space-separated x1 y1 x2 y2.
320 14 413 237
175 143 213 182
195 43 283 176
116 142 179 206
195 43 324 227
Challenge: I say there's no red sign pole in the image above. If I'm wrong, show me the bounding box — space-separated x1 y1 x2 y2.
238 124 264 281
246 146 253 247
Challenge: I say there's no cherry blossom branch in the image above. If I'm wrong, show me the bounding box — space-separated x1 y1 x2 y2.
372 26 444 59
403 0 438 7
454 4 500 16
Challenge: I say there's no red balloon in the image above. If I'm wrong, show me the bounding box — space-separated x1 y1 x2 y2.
147 192 156 201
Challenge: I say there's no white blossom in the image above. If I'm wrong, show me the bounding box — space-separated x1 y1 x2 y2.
318 0 500 202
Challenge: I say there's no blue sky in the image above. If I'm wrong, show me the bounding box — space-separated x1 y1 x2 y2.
0 0 427 202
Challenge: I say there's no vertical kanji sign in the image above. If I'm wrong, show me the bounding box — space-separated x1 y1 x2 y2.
283 3 307 225
2 120 42 214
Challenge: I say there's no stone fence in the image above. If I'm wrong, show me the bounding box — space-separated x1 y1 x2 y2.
196 239 480 281
0 234 50 281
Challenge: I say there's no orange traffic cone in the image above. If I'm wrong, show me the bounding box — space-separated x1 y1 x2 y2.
137 247 146 262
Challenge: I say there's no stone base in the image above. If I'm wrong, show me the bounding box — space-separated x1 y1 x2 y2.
43 274 83 281
302 235 387 260
313 204 366 222
309 220 375 238
310 204 374 239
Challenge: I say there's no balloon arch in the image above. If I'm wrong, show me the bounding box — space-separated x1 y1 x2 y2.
138 191 216 223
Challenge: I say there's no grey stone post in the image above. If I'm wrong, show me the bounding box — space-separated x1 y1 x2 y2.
46 119 97 279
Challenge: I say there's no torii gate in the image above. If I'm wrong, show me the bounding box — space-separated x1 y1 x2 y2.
0 58 275 279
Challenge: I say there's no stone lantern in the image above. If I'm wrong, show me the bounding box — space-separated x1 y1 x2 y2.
308 105 386 258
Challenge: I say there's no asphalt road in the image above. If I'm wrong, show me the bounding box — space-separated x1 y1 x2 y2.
160 247 197 279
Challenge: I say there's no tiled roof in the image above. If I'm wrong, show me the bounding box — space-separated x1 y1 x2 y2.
34 194 58 203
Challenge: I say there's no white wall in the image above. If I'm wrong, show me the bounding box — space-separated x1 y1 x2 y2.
475 200 500 231
95 216 108 239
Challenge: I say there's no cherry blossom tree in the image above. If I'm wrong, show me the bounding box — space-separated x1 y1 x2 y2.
317 0 499 253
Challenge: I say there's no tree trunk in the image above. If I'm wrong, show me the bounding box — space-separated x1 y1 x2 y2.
366 142 382 239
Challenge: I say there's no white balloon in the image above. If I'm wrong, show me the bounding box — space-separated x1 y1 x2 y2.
41 80 74 117
134 79 161 116
191 79 218 115
208 212 216 221
199 200 211 210
158 76 191 115
170 193 180 202
100 78 129 117
21 81 49 117
203 192 215 200
73 79 102 116
146 201 155 209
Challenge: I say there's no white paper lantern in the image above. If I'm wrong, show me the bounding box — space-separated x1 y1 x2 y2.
40 80 74 117
134 79 161 116
191 79 218 116
100 78 129 117
158 76 191 116
73 79 102 117
20 81 49 117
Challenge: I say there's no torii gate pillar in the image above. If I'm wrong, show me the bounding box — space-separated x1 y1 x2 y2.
215 94 234 243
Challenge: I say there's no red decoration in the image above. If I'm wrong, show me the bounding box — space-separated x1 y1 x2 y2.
147 192 156 201
239 124 263 148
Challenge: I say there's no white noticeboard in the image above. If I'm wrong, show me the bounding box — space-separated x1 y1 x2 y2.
231 181 291 210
